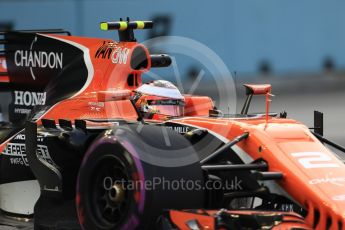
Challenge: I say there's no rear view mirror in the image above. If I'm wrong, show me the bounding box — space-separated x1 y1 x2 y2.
150 54 172 68
97 90 132 102
243 84 271 95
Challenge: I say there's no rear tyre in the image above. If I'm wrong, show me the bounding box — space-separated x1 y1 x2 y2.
76 124 205 229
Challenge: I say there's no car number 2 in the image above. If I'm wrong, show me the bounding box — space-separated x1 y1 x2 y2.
291 152 340 169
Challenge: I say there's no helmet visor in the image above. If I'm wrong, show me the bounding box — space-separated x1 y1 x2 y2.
148 105 184 117
147 99 185 117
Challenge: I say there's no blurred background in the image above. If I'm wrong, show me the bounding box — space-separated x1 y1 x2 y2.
0 0 344 144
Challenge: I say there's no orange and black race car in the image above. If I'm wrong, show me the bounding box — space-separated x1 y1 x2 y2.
0 19 344 230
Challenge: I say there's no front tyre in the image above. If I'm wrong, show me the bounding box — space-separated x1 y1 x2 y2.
76 124 205 230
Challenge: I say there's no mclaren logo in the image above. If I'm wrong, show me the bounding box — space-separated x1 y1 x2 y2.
14 90 46 106
14 36 63 80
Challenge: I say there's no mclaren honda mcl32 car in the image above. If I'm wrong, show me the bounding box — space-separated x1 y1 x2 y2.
0 19 344 230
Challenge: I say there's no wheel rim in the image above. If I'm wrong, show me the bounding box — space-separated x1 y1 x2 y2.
90 155 132 228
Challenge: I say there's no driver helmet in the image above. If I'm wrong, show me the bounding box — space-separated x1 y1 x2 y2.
133 80 185 119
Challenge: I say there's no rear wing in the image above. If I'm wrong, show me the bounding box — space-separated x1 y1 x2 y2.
0 29 71 124
0 29 70 90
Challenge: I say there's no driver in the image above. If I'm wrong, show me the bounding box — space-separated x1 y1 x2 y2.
133 80 185 120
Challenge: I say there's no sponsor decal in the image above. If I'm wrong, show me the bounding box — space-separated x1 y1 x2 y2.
13 134 25 141
14 90 46 106
291 152 340 169
279 204 295 212
313 177 345 186
14 108 31 115
14 36 63 80
95 41 116 59
165 125 190 134
332 194 345 201
88 101 104 112
309 174 345 187
14 50 63 69
95 41 129 64
111 47 129 64
2 142 56 167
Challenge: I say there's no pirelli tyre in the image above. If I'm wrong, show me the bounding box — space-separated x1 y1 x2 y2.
76 124 205 230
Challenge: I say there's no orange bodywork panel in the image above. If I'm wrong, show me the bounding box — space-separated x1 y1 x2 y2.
169 210 215 230
0 75 9 83
172 116 345 229
184 95 214 116
41 99 139 122
168 209 311 229
97 89 132 102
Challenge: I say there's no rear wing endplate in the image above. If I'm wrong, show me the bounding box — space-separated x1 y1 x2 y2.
0 29 71 90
